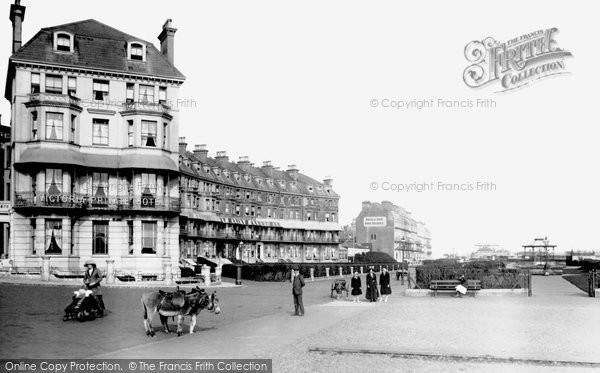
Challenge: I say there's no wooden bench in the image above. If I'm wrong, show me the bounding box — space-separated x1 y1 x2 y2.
430 279 481 297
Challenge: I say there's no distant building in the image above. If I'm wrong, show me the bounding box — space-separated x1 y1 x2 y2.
568 250 600 262
470 245 510 260
355 200 431 264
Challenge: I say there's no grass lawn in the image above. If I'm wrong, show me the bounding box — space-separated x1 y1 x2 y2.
562 273 592 293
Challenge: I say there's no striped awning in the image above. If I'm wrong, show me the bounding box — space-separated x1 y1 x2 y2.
220 217 281 227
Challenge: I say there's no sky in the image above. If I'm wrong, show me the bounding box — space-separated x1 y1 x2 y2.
1 0 599 257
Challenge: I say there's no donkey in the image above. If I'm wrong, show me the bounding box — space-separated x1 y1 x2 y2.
141 286 219 337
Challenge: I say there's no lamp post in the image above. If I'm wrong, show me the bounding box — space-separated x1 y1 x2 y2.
236 241 244 285
400 237 406 286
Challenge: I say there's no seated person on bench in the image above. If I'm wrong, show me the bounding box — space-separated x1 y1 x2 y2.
454 275 467 298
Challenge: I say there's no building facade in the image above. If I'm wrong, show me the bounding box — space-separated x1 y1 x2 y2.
0 117 10 257
5 0 185 274
355 200 431 264
178 141 341 264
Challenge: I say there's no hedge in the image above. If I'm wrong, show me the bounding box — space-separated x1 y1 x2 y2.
222 262 400 282
578 259 600 271
354 251 397 263
415 260 525 289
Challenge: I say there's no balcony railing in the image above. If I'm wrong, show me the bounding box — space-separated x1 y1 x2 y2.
122 101 172 118
14 192 180 212
27 92 82 109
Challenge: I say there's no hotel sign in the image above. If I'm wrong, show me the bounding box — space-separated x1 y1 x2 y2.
363 216 387 227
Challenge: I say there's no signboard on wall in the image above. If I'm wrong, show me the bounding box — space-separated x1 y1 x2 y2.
363 216 387 227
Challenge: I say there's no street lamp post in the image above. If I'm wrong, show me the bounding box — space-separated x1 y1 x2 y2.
236 241 244 285
400 237 405 286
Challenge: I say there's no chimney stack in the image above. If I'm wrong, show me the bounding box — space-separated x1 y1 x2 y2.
158 18 177 65
178 137 187 155
286 164 299 181
193 144 208 162
262 161 274 177
215 151 229 163
10 0 26 54
323 176 333 186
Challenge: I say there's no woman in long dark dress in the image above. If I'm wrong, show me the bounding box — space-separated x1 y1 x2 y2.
350 272 362 302
365 268 378 302
379 267 392 302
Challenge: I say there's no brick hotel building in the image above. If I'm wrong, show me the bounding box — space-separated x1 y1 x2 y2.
178 141 341 265
355 201 432 264
3 1 341 275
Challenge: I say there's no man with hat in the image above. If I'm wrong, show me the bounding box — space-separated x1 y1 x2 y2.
291 266 305 316
83 259 105 314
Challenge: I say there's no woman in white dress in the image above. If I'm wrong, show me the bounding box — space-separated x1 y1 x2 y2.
455 275 467 298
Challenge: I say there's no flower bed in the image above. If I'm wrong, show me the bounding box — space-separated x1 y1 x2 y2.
415 260 525 289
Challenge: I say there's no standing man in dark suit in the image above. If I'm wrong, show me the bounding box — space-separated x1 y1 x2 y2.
292 266 305 316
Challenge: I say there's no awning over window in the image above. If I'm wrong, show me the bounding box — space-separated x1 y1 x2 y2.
181 211 222 222
119 154 178 171
16 148 177 171
261 219 341 231
220 217 281 227
197 256 232 267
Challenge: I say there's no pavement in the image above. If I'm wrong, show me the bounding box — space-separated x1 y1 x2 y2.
86 275 600 371
2 274 599 372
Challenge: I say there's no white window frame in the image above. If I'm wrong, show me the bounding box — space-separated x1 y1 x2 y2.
53 32 74 53
127 41 146 61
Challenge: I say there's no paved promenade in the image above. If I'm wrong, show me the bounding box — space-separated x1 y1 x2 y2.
2 274 598 371
94 276 598 371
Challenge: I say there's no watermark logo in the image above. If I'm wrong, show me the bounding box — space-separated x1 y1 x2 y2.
463 28 572 92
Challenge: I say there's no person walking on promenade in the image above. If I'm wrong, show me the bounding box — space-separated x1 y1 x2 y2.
292 266 305 316
83 259 105 314
365 268 379 302
455 274 467 298
351 272 362 302
379 267 391 302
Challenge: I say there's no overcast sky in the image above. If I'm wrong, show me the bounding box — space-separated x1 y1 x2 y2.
2 0 599 257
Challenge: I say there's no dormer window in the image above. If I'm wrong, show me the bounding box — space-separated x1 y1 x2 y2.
128 42 146 61
54 32 73 53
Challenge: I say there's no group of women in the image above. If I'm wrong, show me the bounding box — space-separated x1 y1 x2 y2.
350 267 392 302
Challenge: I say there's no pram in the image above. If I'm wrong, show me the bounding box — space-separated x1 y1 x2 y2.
63 288 103 322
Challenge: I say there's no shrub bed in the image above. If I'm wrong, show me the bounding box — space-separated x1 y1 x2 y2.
416 260 524 289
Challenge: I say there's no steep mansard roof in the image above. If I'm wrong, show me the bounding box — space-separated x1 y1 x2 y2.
179 152 339 198
11 19 185 80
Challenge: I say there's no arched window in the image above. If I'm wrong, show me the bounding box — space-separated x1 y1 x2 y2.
128 42 145 61
54 32 73 53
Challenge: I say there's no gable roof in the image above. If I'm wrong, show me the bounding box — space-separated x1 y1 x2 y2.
11 19 185 81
